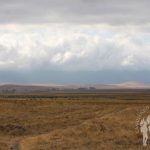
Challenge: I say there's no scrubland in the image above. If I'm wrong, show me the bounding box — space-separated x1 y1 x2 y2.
0 93 149 150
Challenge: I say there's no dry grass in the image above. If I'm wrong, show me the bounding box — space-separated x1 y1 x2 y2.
0 93 149 149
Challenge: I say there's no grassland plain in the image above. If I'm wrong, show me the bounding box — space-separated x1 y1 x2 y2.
0 93 149 150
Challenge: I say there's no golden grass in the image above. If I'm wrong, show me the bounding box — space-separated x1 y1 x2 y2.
0 93 149 149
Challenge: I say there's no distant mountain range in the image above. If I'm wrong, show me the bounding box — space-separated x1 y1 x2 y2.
0 82 150 94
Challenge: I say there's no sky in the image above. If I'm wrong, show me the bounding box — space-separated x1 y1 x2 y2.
0 0 150 84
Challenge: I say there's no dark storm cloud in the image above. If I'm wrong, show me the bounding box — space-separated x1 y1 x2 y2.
0 0 149 24
1 69 150 84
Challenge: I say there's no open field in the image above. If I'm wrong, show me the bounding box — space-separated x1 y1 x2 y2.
0 93 150 149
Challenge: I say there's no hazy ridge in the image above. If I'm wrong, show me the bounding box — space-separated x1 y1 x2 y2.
0 82 150 94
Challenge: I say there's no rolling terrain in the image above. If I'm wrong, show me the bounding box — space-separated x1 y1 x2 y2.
0 82 150 94
0 93 149 149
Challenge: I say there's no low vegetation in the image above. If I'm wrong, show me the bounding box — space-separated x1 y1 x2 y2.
0 93 149 149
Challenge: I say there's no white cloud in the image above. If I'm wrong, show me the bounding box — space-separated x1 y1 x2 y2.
0 24 150 71
121 55 134 66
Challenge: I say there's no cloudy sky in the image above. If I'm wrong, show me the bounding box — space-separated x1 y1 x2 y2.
0 0 150 84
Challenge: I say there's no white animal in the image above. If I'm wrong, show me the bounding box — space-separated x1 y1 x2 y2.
140 118 148 147
147 115 150 132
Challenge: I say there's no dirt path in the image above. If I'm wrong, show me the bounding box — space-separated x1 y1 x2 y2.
10 138 21 150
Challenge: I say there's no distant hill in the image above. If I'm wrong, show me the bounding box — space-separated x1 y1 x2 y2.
0 82 150 94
